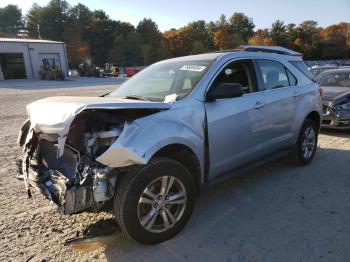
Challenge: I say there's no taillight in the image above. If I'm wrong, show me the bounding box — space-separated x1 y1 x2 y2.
319 86 324 98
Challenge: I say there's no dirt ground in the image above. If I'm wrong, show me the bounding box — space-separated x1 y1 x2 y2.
0 78 349 262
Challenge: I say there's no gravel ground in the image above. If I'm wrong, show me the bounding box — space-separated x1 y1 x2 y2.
0 78 349 262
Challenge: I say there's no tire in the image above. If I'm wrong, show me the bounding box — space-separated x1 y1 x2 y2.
113 157 196 244
291 118 318 165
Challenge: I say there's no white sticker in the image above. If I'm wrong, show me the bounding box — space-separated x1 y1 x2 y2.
164 94 178 103
180 65 207 72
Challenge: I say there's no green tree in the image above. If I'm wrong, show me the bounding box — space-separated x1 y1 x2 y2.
137 18 162 46
295 21 320 59
192 40 207 54
63 4 93 66
114 21 135 36
136 18 165 64
270 20 287 46
108 31 143 66
229 12 255 43
0 5 24 36
26 4 43 38
68 3 92 33
213 14 231 50
206 21 217 41
83 10 116 65
285 24 297 40
26 0 70 40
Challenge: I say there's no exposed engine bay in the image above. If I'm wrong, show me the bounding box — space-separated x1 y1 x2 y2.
18 108 160 214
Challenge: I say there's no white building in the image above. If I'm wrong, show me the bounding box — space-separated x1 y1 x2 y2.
0 38 68 80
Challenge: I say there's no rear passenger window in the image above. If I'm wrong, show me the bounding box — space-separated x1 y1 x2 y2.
287 69 297 86
256 60 289 90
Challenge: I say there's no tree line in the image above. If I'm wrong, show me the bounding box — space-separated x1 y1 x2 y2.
0 0 349 68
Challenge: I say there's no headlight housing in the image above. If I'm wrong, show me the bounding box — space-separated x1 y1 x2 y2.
333 102 350 111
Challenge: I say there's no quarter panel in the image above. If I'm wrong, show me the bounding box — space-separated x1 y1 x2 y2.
292 83 322 142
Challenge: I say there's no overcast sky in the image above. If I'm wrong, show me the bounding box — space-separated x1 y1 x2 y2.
1 0 349 32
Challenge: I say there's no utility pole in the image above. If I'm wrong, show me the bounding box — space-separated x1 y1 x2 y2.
37 24 41 39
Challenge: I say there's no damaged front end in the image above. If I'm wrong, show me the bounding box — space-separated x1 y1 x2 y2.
18 98 167 214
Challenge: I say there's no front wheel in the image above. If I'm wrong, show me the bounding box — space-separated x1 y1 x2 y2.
113 158 196 244
291 119 318 165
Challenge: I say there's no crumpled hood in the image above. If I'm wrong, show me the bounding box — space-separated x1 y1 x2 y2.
27 96 170 136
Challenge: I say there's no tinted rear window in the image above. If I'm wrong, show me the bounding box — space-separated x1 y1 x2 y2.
290 61 314 81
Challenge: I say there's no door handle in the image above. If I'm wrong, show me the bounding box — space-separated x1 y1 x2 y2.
254 101 265 109
293 91 301 97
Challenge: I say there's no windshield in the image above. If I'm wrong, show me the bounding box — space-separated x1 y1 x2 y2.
319 71 350 88
108 60 213 102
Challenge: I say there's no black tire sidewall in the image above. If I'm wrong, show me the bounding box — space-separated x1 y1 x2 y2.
296 119 318 165
116 158 195 244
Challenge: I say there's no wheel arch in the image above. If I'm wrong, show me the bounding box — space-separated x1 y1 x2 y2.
152 143 202 194
305 111 321 131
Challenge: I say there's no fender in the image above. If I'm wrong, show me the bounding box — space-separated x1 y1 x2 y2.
96 100 206 180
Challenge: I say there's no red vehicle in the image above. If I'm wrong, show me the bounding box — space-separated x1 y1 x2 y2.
126 66 145 77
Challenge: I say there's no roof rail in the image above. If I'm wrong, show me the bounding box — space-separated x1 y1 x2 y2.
212 45 302 57
242 46 302 56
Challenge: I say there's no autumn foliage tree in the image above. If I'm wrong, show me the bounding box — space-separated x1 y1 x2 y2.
63 28 91 67
1 1 349 66
320 23 350 59
213 15 230 50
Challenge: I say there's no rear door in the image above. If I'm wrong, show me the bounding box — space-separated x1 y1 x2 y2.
254 59 297 152
205 59 267 179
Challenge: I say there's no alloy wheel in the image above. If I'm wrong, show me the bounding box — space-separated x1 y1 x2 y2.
137 176 187 233
301 127 316 159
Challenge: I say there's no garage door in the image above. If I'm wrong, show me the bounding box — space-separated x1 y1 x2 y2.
0 53 26 79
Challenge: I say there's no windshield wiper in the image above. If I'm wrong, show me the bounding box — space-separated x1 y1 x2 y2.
123 95 149 101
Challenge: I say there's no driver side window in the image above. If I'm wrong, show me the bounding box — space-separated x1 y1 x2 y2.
213 60 255 94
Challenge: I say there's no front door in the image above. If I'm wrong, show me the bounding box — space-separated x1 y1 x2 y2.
205 59 266 179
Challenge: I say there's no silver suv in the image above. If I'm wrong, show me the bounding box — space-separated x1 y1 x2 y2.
18 46 322 244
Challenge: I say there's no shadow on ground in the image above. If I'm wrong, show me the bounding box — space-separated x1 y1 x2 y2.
320 128 350 139
70 146 350 262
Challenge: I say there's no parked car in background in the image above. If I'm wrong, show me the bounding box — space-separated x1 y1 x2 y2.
316 68 350 129
18 46 322 244
310 65 338 77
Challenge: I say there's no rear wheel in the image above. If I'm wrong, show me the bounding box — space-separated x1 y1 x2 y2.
292 119 318 165
113 157 195 244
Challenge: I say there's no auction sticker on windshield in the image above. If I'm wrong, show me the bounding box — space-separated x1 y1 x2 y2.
180 65 207 72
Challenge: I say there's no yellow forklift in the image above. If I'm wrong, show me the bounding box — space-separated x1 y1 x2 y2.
101 63 119 77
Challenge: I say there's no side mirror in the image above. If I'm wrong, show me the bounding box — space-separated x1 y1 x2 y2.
207 83 244 101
